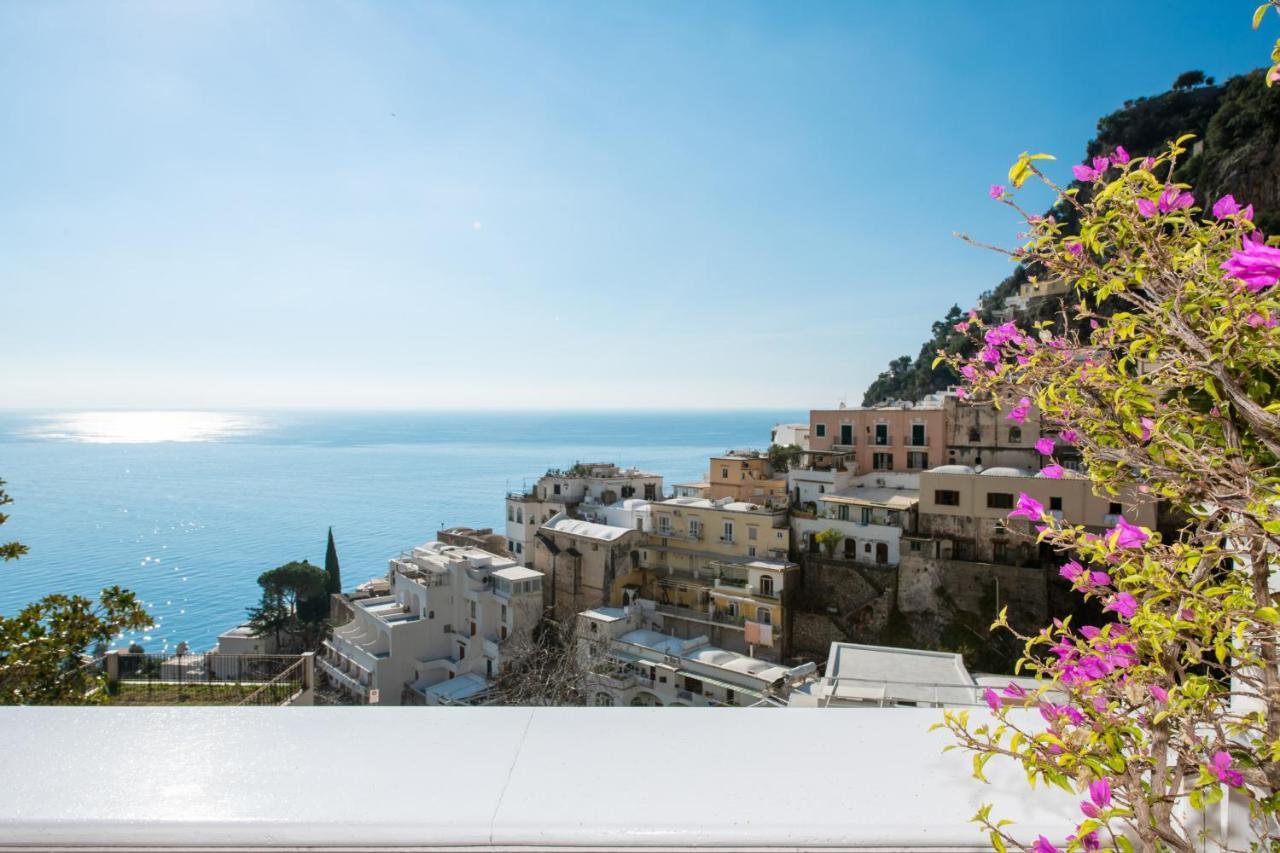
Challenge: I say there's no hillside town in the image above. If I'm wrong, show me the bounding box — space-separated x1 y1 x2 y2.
202 386 1160 709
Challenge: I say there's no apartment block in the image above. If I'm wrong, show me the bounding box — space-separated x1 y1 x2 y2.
792 483 918 567
808 399 946 478
533 514 643 621
576 604 815 707
320 541 544 705
505 462 662 566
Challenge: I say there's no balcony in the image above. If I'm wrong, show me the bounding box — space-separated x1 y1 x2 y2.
0 706 1090 849
652 601 746 628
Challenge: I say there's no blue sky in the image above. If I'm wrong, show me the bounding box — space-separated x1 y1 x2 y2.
0 1 1268 410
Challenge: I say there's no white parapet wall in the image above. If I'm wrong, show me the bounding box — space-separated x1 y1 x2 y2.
0 706 1087 851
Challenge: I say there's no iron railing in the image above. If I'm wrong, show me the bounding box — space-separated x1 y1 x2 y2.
106 652 305 705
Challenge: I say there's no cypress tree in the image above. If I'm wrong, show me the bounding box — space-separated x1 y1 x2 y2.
324 527 342 595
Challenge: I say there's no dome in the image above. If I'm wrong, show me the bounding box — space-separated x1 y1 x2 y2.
930 464 975 475
979 466 1031 477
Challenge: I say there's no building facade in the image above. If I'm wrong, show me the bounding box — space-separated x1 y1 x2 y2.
808 400 947 478
533 514 643 621
320 541 544 705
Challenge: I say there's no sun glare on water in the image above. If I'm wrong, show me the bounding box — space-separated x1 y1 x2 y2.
25 411 266 444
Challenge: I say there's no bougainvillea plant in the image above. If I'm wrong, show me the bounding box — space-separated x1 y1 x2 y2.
935 7 1280 852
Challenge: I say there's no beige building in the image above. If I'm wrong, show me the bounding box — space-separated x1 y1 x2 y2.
533 514 643 621
941 394 1046 471
915 465 1157 565
617 496 797 661
506 462 662 566
808 399 946 477
704 450 787 507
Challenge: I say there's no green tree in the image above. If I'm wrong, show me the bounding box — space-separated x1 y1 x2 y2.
815 527 842 558
0 479 28 562
766 443 802 474
0 587 151 704
323 527 342 595
247 561 330 652
1172 69 1208 90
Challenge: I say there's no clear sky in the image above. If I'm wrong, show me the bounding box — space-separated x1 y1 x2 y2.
0 1 1269 410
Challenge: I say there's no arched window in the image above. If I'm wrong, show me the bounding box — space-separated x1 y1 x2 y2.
1008 426 1022 443
593 692 614 707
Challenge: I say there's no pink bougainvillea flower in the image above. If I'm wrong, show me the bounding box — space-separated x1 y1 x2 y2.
983 687 1001 713
1091 156 1110 173
1222 232 1280 292
1247 311 1278 328
1140 417 1155 441
1059 560 1083 582
1007 396 1032 423
1109 516 1150 549
960 364 977 380
1001 682 1027 699
1060 429 1078 444
980 345 1001 364
1210 751 1244 787
1072 164 1099 182
1158 186 1194 212
1035 436 1055 455
1142 156 1156 170
1111 145 1130 166
1089 778 1112 809
1009 492 1046 521
1032 836 1062 853
1104 592 1138 620
1041 464 1065 479
1088 570 1111 587
1066 241 1084 257
1137 197 1158 218
1149 684 1169 703
1079 831 1101 852
1212 194 1241 218
1243 203 1255 220
989 184 1005 199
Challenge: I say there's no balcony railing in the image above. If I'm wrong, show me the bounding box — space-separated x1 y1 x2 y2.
652 602 746 628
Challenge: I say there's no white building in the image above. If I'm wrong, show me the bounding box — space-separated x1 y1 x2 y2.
577 497 652 532
791 482 918 567
506 463 663 566
789 642 980 708
577 604 815 707
319 541 544 705
770 422 810 450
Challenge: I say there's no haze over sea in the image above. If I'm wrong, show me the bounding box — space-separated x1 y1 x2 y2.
0 410 801 652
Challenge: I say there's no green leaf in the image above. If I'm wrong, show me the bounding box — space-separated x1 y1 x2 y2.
990 832 1006 853
1255 3 1270 29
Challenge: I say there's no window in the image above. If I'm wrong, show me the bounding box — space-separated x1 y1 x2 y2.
1109 502 1122 515
1049 497 1063 511
720 467 729 478
836 504 850 522
987 492 1015 509
968 427 981 442
861 507 873 524
911 423 926 446
501 604 507 622
872 452 893 470
759 575 774 596
875 424 889 445
507 506 514 521
593 692 614 707
725 601 739 617
725 689 735 704
1008 427 1022 443
689 519 701 539
684 676 703 692
815 424 826 438
748 527 757 541
747 546 757 557
907 451 928 469
994 541 1009 563
721 521 734 543
909 540 921 552
935 489 960 506
458 643 466 660
553 483 561 495
658 515 671 535
840 424 853 445
469 600 476 618
756 607 772 625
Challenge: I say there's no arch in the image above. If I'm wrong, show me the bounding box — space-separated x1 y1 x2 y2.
593 692 615 707
630 692 661 707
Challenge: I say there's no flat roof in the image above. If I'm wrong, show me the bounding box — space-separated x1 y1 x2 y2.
581 607 627 623
541 516 634 541
821 487 919 510
825 642 976 705
491 566 544 582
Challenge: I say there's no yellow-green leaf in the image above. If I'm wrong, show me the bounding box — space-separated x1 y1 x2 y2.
1255 3 1270 29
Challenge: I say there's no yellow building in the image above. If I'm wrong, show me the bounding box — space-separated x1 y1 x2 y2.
617 496 798 661
671 450 787 508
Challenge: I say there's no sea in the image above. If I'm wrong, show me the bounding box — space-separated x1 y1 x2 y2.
0 410 802 653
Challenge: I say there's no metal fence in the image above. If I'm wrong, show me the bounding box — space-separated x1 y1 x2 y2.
104 652 306 705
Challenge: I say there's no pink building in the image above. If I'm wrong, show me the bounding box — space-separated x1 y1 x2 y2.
808 404 947 475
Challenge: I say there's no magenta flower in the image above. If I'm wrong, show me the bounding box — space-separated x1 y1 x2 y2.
1109 516 1150 549
1140 417 1155 441
1149 684 1169 703
1158 186 1194 212
1079 831 1101 852
1032 836 1062 853
1091 156 1109 173
1142 156 1156 170
1089 778 1112 809
1104 592 1138 620
1072 164 1099 182
1137 197 1157 218
1089 570 1111 587
1247 311 1278 328
989 184 1005 199
1059 560 1083 582
1066 241 1084 257
1034 436 1055 455
1009 492 1046 521
1041 464 1065 479
1222 232 1280 292
1210 751 1244 787
984 687 1001 712
1007 396 1032 424
1001 681 1027 699
1212 194 1241 219
980 345 1001 365
1060 429 1078 444
1111 145 1130 166
1243 203 1255 220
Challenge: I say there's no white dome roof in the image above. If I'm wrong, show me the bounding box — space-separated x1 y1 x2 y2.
979 466 1031 478
930 465 975 475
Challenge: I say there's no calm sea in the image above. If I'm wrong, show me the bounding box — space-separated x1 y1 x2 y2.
0 410 801 652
